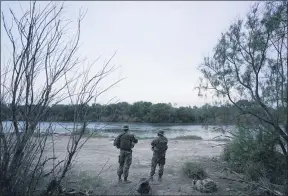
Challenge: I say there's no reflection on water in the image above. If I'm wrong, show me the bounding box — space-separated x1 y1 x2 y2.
2 121 233 140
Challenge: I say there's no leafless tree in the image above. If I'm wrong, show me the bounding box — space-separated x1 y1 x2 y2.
0 1 123 196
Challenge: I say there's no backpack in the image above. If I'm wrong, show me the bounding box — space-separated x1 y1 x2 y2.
114 133 125 149
154 137 168 153
119 133 134 151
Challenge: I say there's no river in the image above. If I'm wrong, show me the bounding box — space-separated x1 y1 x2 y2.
2 121 233 140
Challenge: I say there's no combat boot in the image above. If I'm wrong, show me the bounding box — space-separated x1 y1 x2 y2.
124 177 131 183
118 175 122 182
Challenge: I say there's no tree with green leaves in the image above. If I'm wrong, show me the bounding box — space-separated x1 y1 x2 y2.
198 1 287 193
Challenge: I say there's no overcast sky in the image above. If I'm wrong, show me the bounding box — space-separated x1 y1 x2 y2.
1 1 254 107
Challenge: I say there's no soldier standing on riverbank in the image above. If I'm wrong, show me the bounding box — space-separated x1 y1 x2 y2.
114 125 138 183
149 130 168 182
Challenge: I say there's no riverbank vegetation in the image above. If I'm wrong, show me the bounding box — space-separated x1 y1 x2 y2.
198 1 288 195
1 100 286 124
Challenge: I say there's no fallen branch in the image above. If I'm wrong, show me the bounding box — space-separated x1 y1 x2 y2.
219 169 283 196
221 167 245 179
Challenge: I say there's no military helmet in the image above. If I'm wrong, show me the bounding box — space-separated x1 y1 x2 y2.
158 130 164 136
122 125 129 131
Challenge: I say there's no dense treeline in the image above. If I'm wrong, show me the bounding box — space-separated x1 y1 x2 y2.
1 100 285 124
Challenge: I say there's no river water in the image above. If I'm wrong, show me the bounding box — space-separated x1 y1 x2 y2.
2 121 233 140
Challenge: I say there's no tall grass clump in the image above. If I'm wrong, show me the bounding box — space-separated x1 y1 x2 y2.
182 162 208 180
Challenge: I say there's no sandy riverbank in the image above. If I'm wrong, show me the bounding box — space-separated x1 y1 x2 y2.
46 136 244 195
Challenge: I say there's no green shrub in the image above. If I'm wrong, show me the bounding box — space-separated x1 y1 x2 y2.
174 135 203 140
182 162 208 180
222 127 285 184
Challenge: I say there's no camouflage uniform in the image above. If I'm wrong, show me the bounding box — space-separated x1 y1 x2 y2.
115 125 138 182
150 131 168 180
117 149 132 178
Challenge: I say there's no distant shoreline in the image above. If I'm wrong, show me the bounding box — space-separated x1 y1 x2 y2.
1 120 234 126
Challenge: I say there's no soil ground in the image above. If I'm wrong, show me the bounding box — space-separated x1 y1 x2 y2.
49 136 247 195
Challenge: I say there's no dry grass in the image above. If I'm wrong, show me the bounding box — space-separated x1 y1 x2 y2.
61 171 108 195
182 162 208 180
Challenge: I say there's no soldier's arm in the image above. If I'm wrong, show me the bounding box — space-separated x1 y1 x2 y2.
151 139 158 151
113 134 120 146
132 135 138 143
166 138 168 150
165 143 168 150
151 138 158 147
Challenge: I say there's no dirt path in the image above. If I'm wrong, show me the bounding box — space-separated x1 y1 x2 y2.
50 137 245 195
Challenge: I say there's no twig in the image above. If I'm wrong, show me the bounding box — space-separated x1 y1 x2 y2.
95 158 111 180
124 181 143 196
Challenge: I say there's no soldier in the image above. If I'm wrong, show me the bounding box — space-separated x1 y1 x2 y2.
149 130 168 182
114 125 138 183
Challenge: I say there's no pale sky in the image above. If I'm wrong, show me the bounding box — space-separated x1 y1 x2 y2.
1 1 254 107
